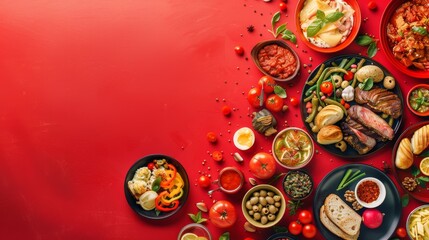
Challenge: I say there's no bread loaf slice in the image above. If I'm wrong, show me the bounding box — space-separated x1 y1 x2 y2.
320 205 359 240
324 194 361 236
411 124 429 155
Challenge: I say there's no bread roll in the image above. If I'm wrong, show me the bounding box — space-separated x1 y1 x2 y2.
317 125 343 145
411 124 429 155
314 105 344 132
395 138 413 170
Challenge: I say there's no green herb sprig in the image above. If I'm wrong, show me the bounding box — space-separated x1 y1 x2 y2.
358 78 374 91
219 232 230 240
411 165 429 188
188 211 207 224
269 11 297 44
287 200 303 216
412 26 428 36
356 35 378 58
307 10 344 37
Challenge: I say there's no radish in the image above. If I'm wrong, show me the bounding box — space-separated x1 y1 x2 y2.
362 209 384 229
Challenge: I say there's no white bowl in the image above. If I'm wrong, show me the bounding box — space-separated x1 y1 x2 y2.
233 127 255 151
354 177 386 208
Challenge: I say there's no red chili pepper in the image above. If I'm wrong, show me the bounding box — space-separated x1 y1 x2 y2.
160 164 177 188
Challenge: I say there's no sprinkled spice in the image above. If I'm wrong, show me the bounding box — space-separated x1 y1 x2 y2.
283 171 312 199
357 180 380 203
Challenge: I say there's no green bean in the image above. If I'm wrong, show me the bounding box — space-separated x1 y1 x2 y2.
343 57 356 70
351 58 366 88
323 98 348 115
307 64 325 86
322 68 348 82
305 85 317 96
305 97 319 123
331 62 338 67
316 68 330 107
338 58 348 68
304 93 314 102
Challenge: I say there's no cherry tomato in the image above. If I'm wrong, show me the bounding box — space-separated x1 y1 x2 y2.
265 94 283 112
147 162 155 170
258 76 275 94
279 2 287 11
298 210 313 224
234 46 244 56
247 87 266 108
222 105 232 116
396 227 407 238
212 150 223 162
288 221 302 235
368 1 377 10
302 224 317 238
198 175 211 188
290 97 299 107
249 152 276 179
320 82 334 95
209 200 237 228
207 132 217 143
344 71 354 81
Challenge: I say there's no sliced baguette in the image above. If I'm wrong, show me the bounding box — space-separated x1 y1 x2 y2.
320 205 359 240
324 194 361 236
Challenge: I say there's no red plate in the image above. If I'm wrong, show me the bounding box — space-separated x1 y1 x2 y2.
392 121 429 202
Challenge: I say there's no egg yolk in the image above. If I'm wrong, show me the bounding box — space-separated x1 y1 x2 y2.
237 129 253 147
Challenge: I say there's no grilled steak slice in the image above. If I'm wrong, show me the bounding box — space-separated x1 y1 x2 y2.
341 122 376 155
345 117 386 141
348 105 394 140
354 87 402 119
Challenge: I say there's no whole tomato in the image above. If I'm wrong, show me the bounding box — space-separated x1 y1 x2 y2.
290 96 299 107
288 221 302 235
247 87 266 108
396 227 406 238
298 210 313 224
198 175 211 188
302 224 317 238
209 200 237 228
320 82 333 95
258 76 275 94
265 94 283 112
234 46 244 56
279 2 287 11
249 152 276 179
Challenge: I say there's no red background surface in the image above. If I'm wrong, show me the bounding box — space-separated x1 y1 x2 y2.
0 0 424 239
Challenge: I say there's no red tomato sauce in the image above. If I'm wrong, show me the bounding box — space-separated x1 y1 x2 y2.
220 169 242 191
257 44 297 79
357 180 380 203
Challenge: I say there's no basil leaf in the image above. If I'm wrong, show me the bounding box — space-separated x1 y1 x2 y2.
419 179 427 188
275 23 287 37
358 78 374 91
356 35 374 46
419 150 429 157
271 11 281 28
367 41 377 58
401 194 409 207
151 176 162 192
274 85 287 98
219 232 230 240
411 165 420 177
412 26 428 36
289 34 297 44
325 11 344 22
418 176 429 182
282 30 297 44
316 10 325 20
307 19 323 37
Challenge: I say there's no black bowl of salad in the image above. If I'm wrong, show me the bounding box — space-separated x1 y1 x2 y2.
124 154 189 220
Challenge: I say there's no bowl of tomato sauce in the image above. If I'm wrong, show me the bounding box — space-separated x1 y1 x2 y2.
217 167 244 194
251 40 300 82
407 84 429 117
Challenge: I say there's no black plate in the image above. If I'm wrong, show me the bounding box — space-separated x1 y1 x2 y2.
300 55 403 158
124 154 189 220
267 232 298 240
313 164 401 240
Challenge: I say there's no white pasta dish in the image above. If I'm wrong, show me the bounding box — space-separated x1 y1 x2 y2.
299 0 355 48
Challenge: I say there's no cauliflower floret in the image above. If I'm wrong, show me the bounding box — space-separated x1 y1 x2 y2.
133 167 151 181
